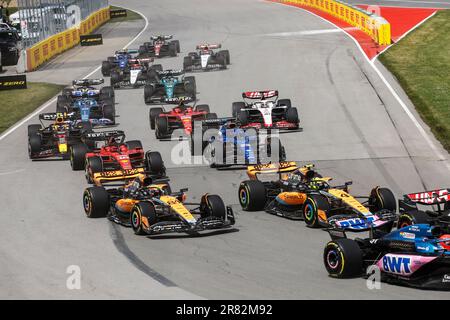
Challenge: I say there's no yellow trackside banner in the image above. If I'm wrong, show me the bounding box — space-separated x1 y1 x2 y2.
26 7 111 71
276 0 391 45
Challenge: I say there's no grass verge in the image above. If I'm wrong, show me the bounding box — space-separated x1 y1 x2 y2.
108 6 143 23
379 10 450 152
0 82 65 134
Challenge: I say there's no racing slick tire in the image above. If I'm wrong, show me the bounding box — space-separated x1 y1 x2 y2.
169 43 177 57
144 84 155 104
28 134 41 158
101 61 111 76
303 194 330 228
397 210 431 229
183 56 193 70
155 116 170 139
171 40 181 53
85 157 103 184
324 239 363 278
232 102 245 117
145 151 165 176
218 50 230 65
238 180 266 211
266 137 286 162
131 202 157 235
70 144 88 171
107 56 115 64
28 124 42 137
83 187 110 218
278 99 292 108
286 107 299 124
237 110 249 126
103 104 116 124
369 187 396 213
201 194 226 219
184 76 196 94
195 104 210 113
149 107 164 130
110 71 121 88
125 140 143 150
100 86 115 98
56 95 70 111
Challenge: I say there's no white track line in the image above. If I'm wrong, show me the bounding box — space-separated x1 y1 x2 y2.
0 7 149 142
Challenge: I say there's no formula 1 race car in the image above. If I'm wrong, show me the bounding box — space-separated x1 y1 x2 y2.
28 112 93 160
323 223 450 290
73 131 166 184
82 175 235 236
144 70 196 104
191 117 286 168
101 49 140 76
238 162 397 232
57 98 116 126
397 188 450 228
232 91 299 130
138 35 180 58
149 102 216 139
56 79 115 111
110 58 162 89
183 44 230 72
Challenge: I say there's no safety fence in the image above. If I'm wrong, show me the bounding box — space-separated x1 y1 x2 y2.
25 6 110 71
273 0 391 45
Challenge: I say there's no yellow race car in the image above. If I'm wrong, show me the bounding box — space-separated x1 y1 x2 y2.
238 162 397 232
83 174 235 235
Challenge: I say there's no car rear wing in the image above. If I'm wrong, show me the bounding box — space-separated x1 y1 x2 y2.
39 112 74 121
157 69 184 77
196 44 221 49
128 57 154 64
242 90 278 100
84 130 125 141
72 79 104 86
399 188 450 213
247 161 299 180
116 49 139 55
151 35 173 40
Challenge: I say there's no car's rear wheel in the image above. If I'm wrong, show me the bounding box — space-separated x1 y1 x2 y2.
101 61 111 76
397 211 430 229
83 187 110 218
303 194 329 228
125 140 143 150
144 85 155 104
103 105 115 124
28 134 41 158
286 107 299 124
183 56 193 70
238 180 266 211
155 116 169 139
110 71 121 87
232 102 245 117
131 202 157 235
70 144 88 171
219 50 230 65
324 239 363 278
169 43 177 57
237 110 249 126
195 104 210 113
184 76 196 94
149 107 163 130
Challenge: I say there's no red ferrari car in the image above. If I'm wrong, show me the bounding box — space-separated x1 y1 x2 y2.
68 130 165 183
149 102 217 139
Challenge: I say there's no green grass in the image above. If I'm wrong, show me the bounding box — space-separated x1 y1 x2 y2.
0 82 65 134
108 6 142 23
379 10 450 152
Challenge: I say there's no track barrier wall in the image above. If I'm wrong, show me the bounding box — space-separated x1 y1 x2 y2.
25 6 111 71
272 0 391 45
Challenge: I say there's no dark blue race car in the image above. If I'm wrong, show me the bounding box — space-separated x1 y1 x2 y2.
190 117 286 169
323 221 450 290
101 49 139 76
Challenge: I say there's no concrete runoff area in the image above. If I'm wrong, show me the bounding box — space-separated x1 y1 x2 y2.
0 0 449 299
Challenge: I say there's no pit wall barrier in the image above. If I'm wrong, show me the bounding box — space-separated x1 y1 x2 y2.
272 0 391 45
26 6 111 71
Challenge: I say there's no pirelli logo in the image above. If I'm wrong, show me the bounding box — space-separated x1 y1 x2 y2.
0 75 27 90
110 9 127 18
80 34 103 46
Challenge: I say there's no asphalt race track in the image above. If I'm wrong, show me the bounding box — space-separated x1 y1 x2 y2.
1 0 450 299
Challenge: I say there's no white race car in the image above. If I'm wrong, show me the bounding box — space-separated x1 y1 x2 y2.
183 44 230 72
